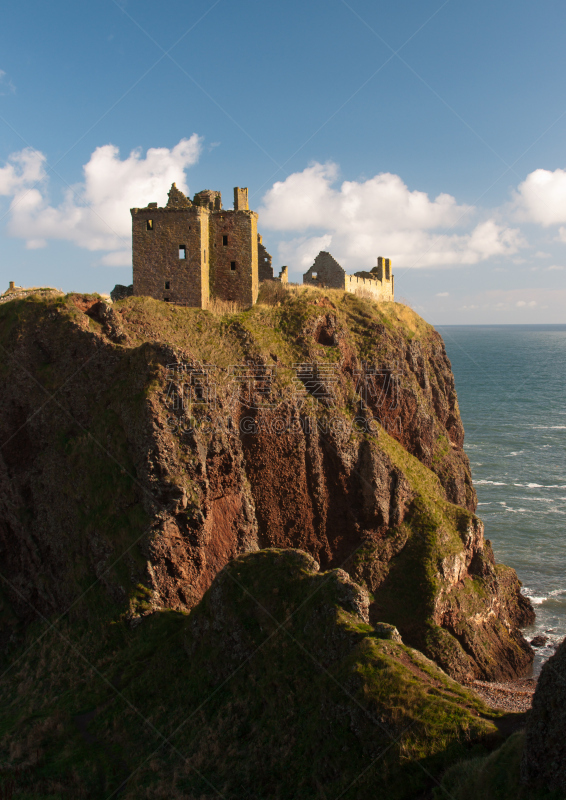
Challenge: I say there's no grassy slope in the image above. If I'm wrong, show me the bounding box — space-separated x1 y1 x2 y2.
436 733 562 800
0 550 505 799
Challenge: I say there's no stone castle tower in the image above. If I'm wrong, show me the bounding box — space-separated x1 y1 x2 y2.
131 184 262 307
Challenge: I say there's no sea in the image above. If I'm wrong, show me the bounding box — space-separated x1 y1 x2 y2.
439 325 566 675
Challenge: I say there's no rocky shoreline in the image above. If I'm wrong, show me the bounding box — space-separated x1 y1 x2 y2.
468 677 536 713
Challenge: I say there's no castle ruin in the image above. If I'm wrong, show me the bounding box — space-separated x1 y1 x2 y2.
303 251 394 302
131 184 286 308
130 183 390 307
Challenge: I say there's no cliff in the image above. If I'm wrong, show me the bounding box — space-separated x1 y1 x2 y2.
0 287 533 684
437 638 566 799
0 549 508 798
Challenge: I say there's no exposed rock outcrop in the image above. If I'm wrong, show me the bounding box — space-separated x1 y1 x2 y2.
521 636 566 791
0 289 533 680
0 548 505 798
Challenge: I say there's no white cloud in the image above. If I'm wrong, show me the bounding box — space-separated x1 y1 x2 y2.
436 292 449 297
546 264 565 271
0 148 46 195
99 250 132 266
26 238 47 250
0 70 15 95
259 162 523 270
2 136 202 264
515 168 566 226
278 234 333 270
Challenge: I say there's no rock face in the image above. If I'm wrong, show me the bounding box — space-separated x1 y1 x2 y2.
0 548 504 799
0 289 533 679
521 637 566 791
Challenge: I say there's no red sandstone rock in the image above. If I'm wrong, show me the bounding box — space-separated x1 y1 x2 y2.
0 292 533 681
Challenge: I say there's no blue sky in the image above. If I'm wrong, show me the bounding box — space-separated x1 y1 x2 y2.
1 0 566 323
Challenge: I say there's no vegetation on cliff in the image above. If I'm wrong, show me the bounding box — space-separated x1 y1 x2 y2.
439 635 566 799
0 287 532 679
0 287 537 795
0 549 507 798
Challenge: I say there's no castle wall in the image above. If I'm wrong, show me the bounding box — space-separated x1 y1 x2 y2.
345 274 393 301
258 235 273 281
131 206 209 307
209 210 258 305
302 251 346 289
303 250 394 301
131 184 266 308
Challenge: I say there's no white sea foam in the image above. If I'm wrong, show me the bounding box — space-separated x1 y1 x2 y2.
498 502 528 513
522 588 547 605
475 480 507 485
522 588 566 608
513 483 566 489
528 596 547 605
532 425 566 430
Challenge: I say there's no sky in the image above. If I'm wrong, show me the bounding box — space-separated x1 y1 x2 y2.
1 0 566 323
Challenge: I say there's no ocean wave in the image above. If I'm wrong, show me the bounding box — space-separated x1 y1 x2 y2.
505 451 524 457
517 497 556 503
498 502 529 512
531 425 566 430
523 592 547 606
521 588 566 608
512 483 566 489
475 480 507 485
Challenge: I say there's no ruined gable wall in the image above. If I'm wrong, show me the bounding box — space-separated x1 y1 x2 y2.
132 206 209 307
303 251 346 288
209 210 258 305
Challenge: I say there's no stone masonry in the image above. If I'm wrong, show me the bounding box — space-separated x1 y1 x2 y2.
303 251 394 302
131 184 270 308
258 234 273 282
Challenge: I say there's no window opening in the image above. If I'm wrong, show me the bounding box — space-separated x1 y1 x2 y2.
165 281 170 290
164 297 170 302
230 261 236 271
147 219 153 231
179 245 186 259
223 235 228 246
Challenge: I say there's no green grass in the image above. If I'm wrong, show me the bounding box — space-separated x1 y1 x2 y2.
0 549 506 799
436 732 563 799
